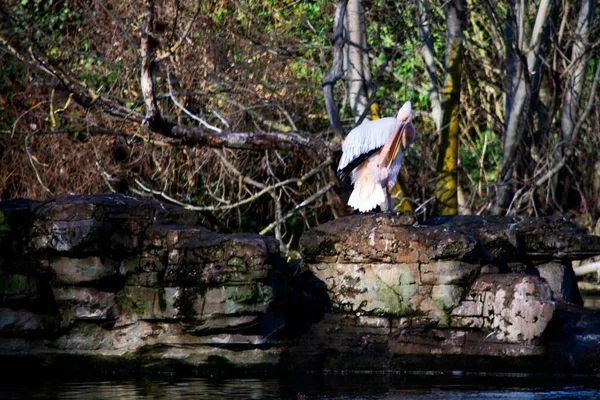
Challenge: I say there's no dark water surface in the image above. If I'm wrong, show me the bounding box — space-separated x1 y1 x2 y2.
1 375 600 399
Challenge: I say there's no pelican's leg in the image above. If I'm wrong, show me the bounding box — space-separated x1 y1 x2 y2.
387 192 395 212
380 192 395 213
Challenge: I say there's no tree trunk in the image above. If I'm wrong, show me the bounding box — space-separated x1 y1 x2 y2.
560 0 595 143
323 0 349 137
344 0 372 122
494 0 552 214
417 0 442 132
435 0 466 216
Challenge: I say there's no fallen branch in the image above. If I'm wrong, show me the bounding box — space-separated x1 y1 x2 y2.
0 15 329 161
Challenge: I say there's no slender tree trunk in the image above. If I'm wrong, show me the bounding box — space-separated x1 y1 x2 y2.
435 0 466 216
494 0 552 214
323 0 351 218
496 0 525 214
417 0 442 132
344 0 372 122
141 0 160 122
323 0 349 138
561 0 595 143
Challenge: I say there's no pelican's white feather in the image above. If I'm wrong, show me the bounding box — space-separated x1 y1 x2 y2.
347 178 386 212
347 154 389 212
337 117 399 171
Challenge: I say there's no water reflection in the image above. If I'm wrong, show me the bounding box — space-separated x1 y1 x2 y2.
0 378 283 400
1 375 600 400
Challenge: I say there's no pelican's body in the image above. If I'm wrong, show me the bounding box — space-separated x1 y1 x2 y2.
338 101 416 212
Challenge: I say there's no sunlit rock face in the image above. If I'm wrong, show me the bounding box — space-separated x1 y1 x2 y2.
450 274 556 342
294 213 600 372
299 214 590 334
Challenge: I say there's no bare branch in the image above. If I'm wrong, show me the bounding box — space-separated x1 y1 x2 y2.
24 134 52 195
156 0 202 63
260 182 334 235
534 61 600 187
166 67 222 132
134 157 332 212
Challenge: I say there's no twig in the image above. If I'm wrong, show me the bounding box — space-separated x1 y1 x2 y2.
210 109 230 129
11 101 49 137
24 134 52 194
414 196 434 215
277 105 298 131
478 132 488 196
505 184 526 215
216 95 292 132
166 66 222 132
87 116 117 193
156 0 202 63
260 183 334 235
49 90 73 128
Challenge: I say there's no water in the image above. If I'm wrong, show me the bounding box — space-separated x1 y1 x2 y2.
1 375 600 399
3 296 599 399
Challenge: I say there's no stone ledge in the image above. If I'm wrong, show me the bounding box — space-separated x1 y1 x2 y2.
3 196 600 376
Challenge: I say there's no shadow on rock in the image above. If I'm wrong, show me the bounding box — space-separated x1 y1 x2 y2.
267 255 331 339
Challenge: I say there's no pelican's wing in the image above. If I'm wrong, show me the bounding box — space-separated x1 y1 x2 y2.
337 117 399 171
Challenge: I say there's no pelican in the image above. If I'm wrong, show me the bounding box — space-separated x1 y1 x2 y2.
338 101 416 212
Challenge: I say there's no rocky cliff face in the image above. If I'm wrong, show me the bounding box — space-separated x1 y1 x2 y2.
1 195 600 376
295 214 600 373
0 194 297 374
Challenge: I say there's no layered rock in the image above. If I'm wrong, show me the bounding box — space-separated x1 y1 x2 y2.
294 213 600 372
0 194 288 372
3 196 600 376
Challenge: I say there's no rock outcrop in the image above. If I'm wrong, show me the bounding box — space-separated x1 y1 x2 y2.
0 194 296 374
2 195 600 376
294 213 600 373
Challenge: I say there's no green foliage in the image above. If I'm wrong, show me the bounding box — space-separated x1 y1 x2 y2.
19 0 72 33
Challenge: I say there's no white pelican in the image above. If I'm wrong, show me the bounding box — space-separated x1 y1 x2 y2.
337 101 416 212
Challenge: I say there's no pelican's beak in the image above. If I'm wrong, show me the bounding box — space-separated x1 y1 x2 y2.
396 101 412 122
386 123 406 169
